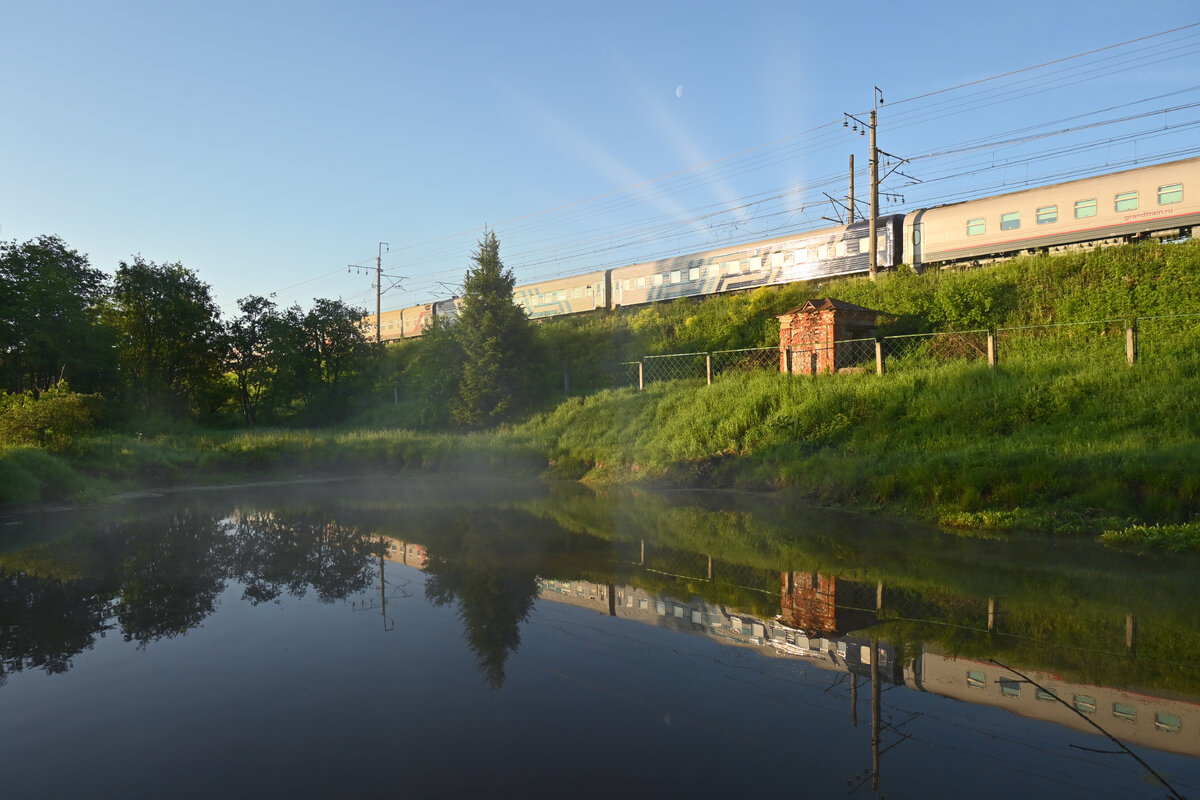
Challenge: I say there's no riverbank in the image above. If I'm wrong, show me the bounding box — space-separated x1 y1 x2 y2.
3 342 1197 552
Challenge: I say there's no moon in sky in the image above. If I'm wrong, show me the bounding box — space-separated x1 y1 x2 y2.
675 85 684 99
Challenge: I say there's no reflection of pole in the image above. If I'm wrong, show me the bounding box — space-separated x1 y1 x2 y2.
608 584 617 616
850 673 858 727
871 635 881 791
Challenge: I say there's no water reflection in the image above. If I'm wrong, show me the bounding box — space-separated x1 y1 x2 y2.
0 504 386 683
1 479 1198 794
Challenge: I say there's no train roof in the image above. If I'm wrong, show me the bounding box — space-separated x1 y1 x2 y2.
913 155 1200 214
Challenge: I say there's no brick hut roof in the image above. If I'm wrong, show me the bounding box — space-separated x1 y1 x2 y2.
777 298 887 319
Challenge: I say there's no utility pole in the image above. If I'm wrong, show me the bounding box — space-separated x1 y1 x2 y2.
848 154 855 224
844 87 885 280
376 242 389 344
869 102 879 281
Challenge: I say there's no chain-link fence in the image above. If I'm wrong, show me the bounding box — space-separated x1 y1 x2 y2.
1132 312 1200 363
579 313 1198 393
997 319 1127 367
643 352 708 386
880 329 989 369
711 347 779 378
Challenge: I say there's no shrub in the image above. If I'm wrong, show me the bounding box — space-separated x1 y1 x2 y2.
0 383 101 451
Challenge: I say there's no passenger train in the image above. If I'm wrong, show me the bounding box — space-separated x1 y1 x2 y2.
363 157 1200 341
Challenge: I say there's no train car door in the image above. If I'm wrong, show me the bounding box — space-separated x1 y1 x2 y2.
907 210 926 270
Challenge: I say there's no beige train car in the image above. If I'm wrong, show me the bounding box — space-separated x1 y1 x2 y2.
361 303 434 342
512 270 608 320
905 156 1200 268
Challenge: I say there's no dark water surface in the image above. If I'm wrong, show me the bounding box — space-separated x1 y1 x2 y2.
2 478 1198 798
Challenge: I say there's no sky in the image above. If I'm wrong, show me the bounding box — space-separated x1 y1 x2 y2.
3 1 1199 319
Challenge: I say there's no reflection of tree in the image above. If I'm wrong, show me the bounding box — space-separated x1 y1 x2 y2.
423 510 546 690
0 503 387 678
111 509 230 646
0 571 113 683
228 511 385 605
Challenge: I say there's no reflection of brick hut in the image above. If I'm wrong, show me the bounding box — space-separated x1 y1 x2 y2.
777 298 884 375
781 572 838 635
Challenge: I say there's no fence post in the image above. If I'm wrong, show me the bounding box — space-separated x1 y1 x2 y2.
988 597 997 631
706 353 713 386
987 329 998 368
1126 613 1137 653
1126 318 1138 366
563 369 570 396
875 338 885 376
784 347 792 374
638 361 644 391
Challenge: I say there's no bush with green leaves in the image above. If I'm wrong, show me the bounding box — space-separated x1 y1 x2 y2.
0 383 101 451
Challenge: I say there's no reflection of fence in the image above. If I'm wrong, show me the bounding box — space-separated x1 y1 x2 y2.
590 313 1199 391
610 540 1171 660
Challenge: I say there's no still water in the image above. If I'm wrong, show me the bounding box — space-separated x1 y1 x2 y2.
2 478 1198 798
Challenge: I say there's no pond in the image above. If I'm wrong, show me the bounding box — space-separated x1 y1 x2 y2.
2 478 1198 798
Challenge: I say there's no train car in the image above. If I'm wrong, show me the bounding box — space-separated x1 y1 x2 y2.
372 307 407 342
433 297 461 327
906 156 1200 268
399 302 435 339
512 269 609 320
610 217 903 309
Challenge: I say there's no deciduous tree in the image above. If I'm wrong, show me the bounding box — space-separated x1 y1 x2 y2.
105 256 224 417
0 235 113 396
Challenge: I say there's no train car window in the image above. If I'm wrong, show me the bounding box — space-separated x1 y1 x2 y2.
966 218 985 236
572 287 583 299
636 276 646 288
1158 183 1183 205
1115 191 1139 212
817 245 829 259
877 234 887 254
1037 205 1058 225
653 274 663 287
835 241 847 257
912 228 922 245
1074 695 1097 714
1074 199 1097 218
749 257 762 272
670 270 682 283
1000 211 1020 231
1112 703 1136 723
796 248 808 263
1155 712 1182 733
688 267 700 281
771 252 784 268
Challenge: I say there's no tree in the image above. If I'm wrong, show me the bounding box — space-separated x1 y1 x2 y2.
451 232 534 427
227 295 279 425
269 298 375 421
105 256 225 417
0 235 114 396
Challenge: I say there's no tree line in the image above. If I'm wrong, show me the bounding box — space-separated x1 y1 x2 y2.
1 231 548 440
0 234 376 432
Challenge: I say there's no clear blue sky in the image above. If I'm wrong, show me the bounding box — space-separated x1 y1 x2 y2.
3 1 1198 318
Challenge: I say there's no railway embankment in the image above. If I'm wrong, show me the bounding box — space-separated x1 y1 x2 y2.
3 240 1198 551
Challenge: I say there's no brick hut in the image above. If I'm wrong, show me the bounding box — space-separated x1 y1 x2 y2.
777 298 884 375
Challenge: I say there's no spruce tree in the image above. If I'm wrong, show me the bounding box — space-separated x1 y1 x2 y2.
451 232 533 427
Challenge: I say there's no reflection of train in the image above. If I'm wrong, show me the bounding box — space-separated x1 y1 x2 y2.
365 157 1200 341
